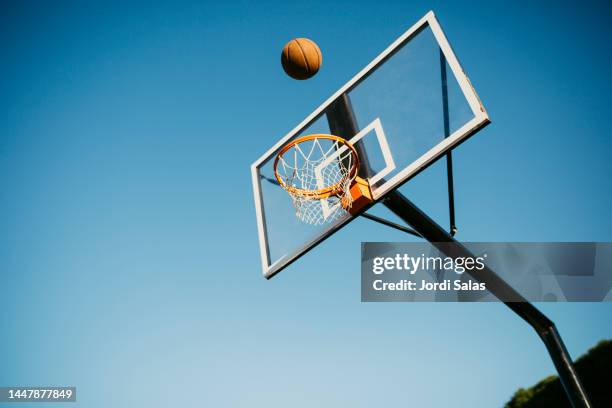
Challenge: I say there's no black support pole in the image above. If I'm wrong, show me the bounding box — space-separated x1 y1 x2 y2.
440 49 457 236
382 190 591 408
324 93 591 407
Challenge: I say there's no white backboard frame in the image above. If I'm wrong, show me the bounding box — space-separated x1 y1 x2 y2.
252 11 490 278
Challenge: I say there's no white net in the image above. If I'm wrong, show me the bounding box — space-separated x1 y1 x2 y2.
276 136 357 225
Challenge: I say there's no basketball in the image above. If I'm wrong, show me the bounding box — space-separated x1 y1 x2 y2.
281 38 322 80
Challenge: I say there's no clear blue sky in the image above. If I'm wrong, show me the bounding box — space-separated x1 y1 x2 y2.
1 1 610 407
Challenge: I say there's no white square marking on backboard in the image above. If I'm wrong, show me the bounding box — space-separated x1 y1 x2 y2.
314 118 396 219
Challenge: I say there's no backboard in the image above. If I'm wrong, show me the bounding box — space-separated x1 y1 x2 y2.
252 11 490 278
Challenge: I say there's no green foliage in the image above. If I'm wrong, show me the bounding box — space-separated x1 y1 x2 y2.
505 340 611 408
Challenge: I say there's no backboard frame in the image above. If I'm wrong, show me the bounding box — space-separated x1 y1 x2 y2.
252 10 490 278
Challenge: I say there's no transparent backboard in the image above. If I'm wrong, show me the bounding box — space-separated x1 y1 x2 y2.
252 11 489 278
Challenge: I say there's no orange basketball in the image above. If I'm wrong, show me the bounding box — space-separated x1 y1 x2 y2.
281 38 322 80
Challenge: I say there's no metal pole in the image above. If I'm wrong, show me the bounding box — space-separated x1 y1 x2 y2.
440 49 457 236
324 92 590 407
326 94 373 179
361 212 421 238
382 190 591 408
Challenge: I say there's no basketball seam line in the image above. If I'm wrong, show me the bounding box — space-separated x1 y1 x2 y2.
295 40 311 75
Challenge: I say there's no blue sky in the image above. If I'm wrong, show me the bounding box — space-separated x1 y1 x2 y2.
1 1 611 407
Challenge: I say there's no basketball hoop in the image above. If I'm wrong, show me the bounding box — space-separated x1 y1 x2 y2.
274 134 369 225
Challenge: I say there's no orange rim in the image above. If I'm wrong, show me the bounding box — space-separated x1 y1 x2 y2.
273 134 360 199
